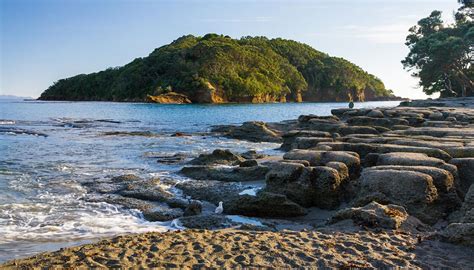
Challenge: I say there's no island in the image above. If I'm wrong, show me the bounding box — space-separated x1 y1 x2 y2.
39 34 400 103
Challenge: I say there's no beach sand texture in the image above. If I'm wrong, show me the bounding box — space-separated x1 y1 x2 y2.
2 228 473 269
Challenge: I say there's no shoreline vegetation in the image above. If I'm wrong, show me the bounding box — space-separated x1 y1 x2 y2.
3 97 474 268
38 34 402 104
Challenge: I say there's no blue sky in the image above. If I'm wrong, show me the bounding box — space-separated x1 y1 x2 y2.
1 0 461 99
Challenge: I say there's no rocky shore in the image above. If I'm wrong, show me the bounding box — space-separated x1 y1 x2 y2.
3 98 474 268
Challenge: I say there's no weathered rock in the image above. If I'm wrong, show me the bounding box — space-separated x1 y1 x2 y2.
290 137 334 150
317 142 452 161
331 108 355 118
189 149 244 166
215 121 282 143
118 178 174 202
459 185 474 223
183 200 203 216
94 194 183 222
239 159 258 167
180 165 269 182
142 207 184 222
265 163 347 209
178 214 233 229
325 161 350 182
449 158 474 196
338 126 380 136
444 147 474 158
265 162 306 182
281 130 333 151
298 114 340 123
111 174 142 182
175 180 248 205
240 150 267 160
355 169 440 224
277 159 311 167
392 127 474 138
329 201 408 229
146 92 192 104
366 109 384 118
283 149 360 178
366 165 455 194
153 153 189 164
347 116 409 128
368 152 458 178
225 192 307 218
441 223 474 246
428 111 444 121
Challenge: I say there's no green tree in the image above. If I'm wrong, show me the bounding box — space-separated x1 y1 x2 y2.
403 3 474 97
40 34 394 102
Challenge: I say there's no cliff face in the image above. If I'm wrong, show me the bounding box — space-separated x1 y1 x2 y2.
39 34 398 103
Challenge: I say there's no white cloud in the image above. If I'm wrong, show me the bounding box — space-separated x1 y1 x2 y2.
339 23 413 44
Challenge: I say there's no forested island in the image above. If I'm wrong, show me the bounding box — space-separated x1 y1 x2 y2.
39 35 399 103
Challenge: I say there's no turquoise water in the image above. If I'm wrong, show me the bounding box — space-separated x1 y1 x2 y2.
0 99 400 261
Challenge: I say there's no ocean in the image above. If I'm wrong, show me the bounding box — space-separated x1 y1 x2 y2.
0 99 400 262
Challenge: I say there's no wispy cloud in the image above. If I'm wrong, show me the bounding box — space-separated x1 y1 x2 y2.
333 23 413 44
200 16 272 23
306 22 414 44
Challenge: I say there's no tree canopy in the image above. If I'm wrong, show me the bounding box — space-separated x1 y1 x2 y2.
402 1 473 97
40 34 394 102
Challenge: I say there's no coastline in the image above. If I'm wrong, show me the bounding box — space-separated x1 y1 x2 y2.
2 97 474 268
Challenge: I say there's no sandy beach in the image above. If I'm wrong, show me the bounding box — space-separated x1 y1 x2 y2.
2 225 473 269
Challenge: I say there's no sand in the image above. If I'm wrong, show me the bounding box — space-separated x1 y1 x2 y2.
2 226 473 269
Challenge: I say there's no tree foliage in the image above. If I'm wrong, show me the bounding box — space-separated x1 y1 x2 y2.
40 34 393 102
403 2 474 97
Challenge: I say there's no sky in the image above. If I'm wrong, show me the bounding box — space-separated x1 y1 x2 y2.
0 0 461 99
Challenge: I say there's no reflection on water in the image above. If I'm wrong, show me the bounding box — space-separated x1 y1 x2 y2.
0 100 400 261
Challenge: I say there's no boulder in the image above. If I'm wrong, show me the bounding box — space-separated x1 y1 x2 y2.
449 158 474 196
175 180 248 205
355 169 440 224
180 165 269 182
290 137 334 150
240 150 267 159
298 114 340 123
225 192 307 218
366 109 384 118
368 152 458 177
142 206 184 222
183 200 202 216
178 214 233 230
95 195 183 222
239 159 258 167
428 111 444 121
331 108 355 118
329 201 408 229
366 165 455 194
265 163 347 209
188 149 244 166
283 149 360 178
118 178 174 202
217 121 282 143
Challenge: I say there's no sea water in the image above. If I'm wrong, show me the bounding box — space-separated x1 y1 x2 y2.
0 99 400 261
